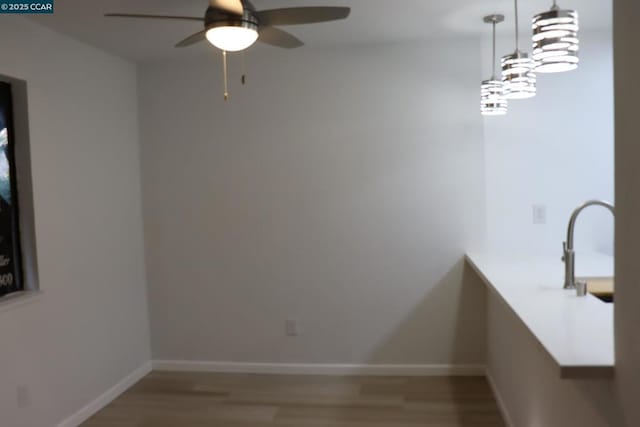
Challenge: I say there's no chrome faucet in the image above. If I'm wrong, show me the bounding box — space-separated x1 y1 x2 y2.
563 200 615 289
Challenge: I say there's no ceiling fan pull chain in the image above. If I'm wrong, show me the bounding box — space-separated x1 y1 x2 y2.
241 51 247 85
222 50 229 101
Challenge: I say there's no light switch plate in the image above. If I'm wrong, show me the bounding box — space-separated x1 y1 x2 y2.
533 205 547 225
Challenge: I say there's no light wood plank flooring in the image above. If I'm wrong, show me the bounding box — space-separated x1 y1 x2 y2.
82 371 506 426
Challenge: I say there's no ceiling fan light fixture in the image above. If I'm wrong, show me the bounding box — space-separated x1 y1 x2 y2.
206 25 258 52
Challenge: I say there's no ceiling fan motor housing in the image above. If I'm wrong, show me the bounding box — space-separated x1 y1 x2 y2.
205 0 259 32
104 1 350 51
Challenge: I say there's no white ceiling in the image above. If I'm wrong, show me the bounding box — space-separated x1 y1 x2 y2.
30 0 612 63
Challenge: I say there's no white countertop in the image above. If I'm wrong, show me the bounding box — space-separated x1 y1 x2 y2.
466 252 614 378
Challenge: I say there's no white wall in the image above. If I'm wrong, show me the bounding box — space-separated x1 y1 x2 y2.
483 31 614 256
0 5 629 426
481 6 640 425
139 39 488 366
486 291 622 427
0 17 150 427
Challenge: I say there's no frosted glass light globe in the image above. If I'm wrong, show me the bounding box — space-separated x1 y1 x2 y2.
206 26 258 52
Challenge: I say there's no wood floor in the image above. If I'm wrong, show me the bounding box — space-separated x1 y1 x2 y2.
82 371 506 427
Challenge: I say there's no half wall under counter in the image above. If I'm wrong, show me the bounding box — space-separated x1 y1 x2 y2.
466 252 614 379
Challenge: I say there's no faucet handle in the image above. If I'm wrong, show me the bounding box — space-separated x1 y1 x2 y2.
562 241 567 262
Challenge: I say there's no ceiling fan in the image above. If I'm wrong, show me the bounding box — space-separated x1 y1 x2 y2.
105 0 351 52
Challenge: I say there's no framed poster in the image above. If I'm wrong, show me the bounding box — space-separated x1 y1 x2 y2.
0 81 23 297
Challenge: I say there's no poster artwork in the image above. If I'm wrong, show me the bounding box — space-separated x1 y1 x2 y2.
0 82 23 297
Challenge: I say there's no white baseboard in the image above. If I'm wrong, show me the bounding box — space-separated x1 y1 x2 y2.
152 360 485 376
57 361 152 427
486 368 515 427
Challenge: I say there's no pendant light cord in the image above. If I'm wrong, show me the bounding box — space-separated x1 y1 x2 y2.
241 51 246 85
492 21 497 79
514 0 520 51
223 50 229 101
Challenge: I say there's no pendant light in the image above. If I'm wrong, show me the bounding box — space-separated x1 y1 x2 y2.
502 0 536 99
532 1 579 73
481 14 508 116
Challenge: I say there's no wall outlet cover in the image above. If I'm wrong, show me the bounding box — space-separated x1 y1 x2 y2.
285 319 299 337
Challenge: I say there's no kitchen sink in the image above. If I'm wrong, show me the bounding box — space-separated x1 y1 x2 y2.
577 277 614 303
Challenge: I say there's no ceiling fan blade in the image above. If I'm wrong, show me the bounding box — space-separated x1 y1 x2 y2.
209 0 243 15
258 26 304 49
255 7 350 26
175 30 207 48
104 13 202 22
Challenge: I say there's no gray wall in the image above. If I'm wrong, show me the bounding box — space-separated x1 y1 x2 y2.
139 39 488 365
0 17 150 427
613 0 640 424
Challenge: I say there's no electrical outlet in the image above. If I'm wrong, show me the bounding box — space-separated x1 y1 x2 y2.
533 204 547 225
285 319 299 337
16 385 30 408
